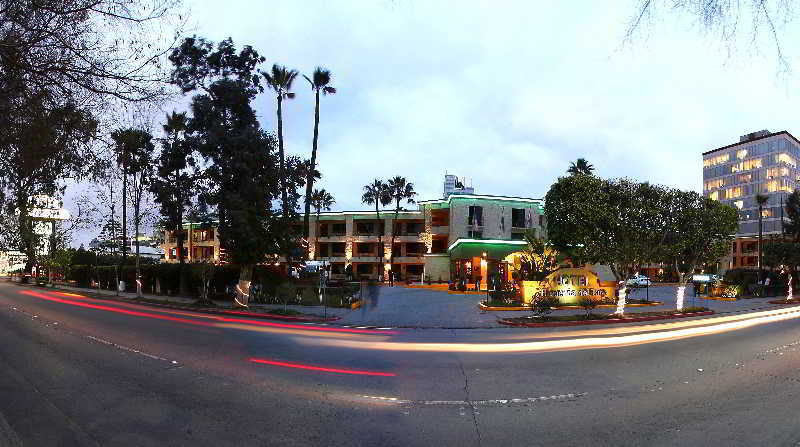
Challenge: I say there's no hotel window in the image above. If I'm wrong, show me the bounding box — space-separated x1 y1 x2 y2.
725 187 743 199
736 173 751 184
405 222 423 235
766 167 789 179
704 153 730 168
511 232 525 240
319 224 328 237
709 190 719 201
468 230 483 239
704 179 724 190
356 243 376 255
331 242 346 256
733 200 743 209
468 206 483 226
511 208 526 228
431 238 447 253
777 153 797 167
356 222 374 235
356 264 374 275
406 243 424 255
737 149 748 159
331 223 346 236
407 264 424 275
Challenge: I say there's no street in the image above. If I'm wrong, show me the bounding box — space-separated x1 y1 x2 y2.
2 280 800 446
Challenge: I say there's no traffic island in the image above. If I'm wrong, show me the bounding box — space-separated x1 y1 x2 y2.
479 299 662 311
768 298 800 305
499 307 713 327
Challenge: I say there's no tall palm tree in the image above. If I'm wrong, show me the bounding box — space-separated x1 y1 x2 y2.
302 68 336 240
567 158 594 176
386 176 417 284
263 64 298 269
362 179 391 280
309 189 335 261
757 193 769 281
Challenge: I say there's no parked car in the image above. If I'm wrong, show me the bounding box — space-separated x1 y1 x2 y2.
625 274 652 287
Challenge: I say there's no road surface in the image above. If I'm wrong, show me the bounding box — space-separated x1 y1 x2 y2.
1 281 800 446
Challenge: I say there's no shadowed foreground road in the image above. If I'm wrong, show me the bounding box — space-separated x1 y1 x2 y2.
2 281 800 446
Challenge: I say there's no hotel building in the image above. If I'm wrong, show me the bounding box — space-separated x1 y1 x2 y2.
162 175 546 289
703 130 799 269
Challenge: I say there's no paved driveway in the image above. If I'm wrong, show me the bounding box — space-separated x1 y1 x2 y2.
258 284 786 328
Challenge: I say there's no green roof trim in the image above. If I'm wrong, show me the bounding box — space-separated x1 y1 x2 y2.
419 194 544 212
447 238 528 259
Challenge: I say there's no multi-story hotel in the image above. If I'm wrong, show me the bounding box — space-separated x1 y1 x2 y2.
162 222 223 263
703 130 799 269
162 176 546 289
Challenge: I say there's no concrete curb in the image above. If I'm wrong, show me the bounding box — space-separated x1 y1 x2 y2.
8 282 341 323
499 310 715 327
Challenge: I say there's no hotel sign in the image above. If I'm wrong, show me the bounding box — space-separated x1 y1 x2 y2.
521 267 617 304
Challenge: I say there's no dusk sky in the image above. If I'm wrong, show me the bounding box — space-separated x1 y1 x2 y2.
67 0 800 246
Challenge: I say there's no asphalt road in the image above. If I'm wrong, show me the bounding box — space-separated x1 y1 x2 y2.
2 281 800 446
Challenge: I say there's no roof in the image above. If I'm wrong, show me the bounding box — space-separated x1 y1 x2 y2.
702 130 800 156
418 193 544 207
447 238 528 259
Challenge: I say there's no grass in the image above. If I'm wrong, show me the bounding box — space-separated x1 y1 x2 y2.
264 308 305 316
133 296 218 308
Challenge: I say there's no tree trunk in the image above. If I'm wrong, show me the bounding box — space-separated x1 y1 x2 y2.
134 207 141 298
376 204 383 281
177 205 188 296
389 202 399 285
788 272 793 301
758 206 763 282
121 157 128 294
277 95 292 273
235 263 253 308
614 284 627 315
315 209 321 261
303 89 320 241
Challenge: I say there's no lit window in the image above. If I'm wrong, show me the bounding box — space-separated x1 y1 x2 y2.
704 153 730 168
733 200 743 209
777 153 797 168
709 191 719 200
737 149 747 159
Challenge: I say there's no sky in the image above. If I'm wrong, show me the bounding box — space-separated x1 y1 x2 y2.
66 0 800 246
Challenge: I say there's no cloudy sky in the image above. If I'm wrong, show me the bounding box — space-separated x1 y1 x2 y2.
67 0 800 245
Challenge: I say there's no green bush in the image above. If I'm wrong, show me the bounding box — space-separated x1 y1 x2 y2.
723 269 759 288
578 296 598 319
532 295 559 317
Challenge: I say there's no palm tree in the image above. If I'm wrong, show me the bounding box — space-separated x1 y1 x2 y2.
263 64 298 269
757 193 769 282
567 158 594 176
302 68 336 240
386 176 417 284
309 189 335 261
362 179 391 280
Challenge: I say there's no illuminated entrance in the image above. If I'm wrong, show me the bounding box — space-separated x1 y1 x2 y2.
448 239 528 291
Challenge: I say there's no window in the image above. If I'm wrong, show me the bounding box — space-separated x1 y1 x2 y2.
468 205 483 226
432 238 447 254
704 179 724 190
392 243 402 256
511 208 526 228
405 222 423 235
331 242 346 256
356 243 375 255
317 243 329 257
406 243 424 255
511 232 525 240
356 222 374 235
704 153 730 168
319 224 329 237
468 230 483 239
356 264 373 274
331 263 345 274
332 223 346 236
407 264 424 275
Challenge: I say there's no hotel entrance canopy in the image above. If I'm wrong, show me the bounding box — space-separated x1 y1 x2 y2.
447 239 528 259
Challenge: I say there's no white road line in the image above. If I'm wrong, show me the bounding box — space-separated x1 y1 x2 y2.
85 335 174 363
358 392 587 407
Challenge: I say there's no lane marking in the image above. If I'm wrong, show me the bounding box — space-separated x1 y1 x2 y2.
357 392 587 406
86 335 174 363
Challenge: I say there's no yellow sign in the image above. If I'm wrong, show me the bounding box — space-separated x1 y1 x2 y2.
521 267 617 305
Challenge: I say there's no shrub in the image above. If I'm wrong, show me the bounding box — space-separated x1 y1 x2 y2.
578 296 598 319
723 269 759 288
532 295 559 317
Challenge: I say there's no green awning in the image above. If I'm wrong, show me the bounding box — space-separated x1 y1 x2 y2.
447 238 528 260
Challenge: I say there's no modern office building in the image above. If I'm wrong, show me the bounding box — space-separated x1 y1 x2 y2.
703 130 799 269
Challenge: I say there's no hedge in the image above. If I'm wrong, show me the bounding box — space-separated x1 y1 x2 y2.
63 263 358 306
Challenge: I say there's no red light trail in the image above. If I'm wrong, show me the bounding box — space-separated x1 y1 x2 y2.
248 358 396 376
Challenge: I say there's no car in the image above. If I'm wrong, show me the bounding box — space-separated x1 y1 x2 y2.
625 274 652 287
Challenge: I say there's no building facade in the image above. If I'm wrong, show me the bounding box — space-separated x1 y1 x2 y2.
162 222 223 263
703 130 799 269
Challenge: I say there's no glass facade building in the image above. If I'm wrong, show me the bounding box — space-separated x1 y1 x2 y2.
702 130 799 237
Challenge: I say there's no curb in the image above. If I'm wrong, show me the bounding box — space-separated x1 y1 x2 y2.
9 282 341 323
479 301 663 311
767 299 800 305
499 310 715 327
